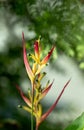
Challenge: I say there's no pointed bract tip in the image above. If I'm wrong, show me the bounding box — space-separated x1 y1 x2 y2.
41 45 55 65
22 32 24 38
40 78 71 123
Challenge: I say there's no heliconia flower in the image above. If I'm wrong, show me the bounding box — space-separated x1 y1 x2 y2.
36 79 71 129
22 32 34 82
16 33 71 130
30 41 55 75
35 46 55 75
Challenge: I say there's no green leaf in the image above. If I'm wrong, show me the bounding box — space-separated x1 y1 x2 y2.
64 113 84 130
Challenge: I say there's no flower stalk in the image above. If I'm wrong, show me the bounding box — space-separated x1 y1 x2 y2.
16 32 70 130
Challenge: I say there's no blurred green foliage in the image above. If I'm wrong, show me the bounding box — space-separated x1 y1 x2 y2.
0 0 84 130
0 0 84 68
7 0 84 70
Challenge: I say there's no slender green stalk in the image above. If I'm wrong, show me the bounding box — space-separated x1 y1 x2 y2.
31 112 33 130
31 83 34 130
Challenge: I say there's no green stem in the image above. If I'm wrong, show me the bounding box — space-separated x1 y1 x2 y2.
31 103 33 130
31 83 34 130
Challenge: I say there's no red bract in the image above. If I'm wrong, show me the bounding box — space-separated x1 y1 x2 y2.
22 32 34 83
34 41 40 60
39 80 54 101
41 45 55 65
39 79 71 125
16 85 31 108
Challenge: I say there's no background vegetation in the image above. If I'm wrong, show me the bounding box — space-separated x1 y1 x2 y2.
0 0 84 130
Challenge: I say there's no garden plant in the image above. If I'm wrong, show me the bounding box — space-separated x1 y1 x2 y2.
16 32 71 130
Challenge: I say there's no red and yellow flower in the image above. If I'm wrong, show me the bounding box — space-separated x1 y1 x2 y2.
16 32 70 130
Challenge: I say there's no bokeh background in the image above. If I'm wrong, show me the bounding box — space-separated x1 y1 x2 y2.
0 0 84 130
